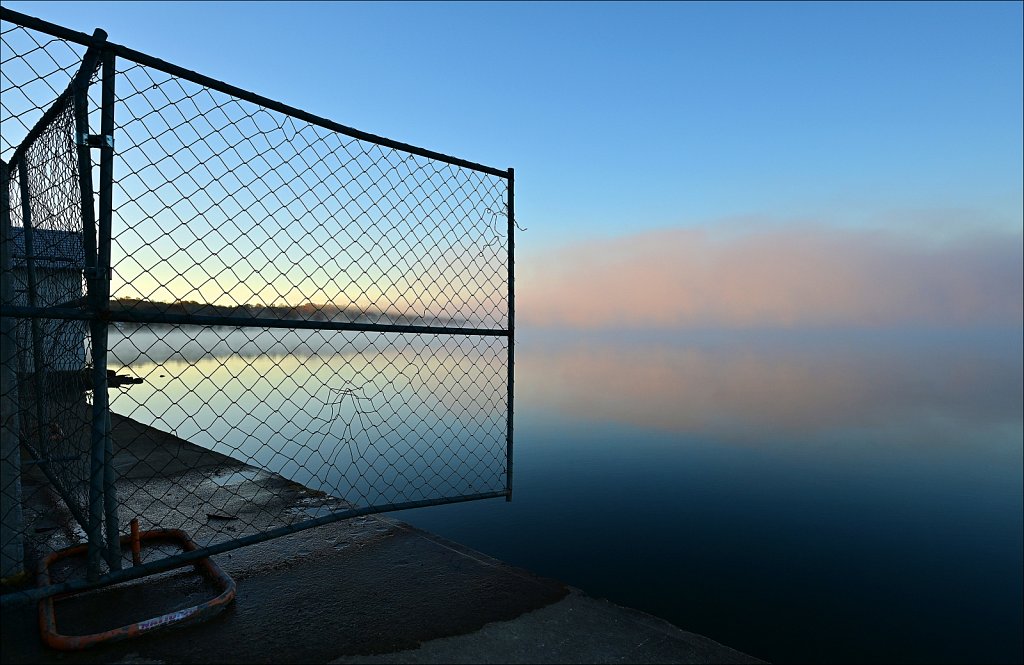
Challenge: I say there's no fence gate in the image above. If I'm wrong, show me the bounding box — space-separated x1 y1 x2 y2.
1 7 514 608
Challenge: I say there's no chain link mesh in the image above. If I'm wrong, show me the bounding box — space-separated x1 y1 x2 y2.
2 12 511 583
1 22 89 157
110 59 508 329
2 23 96 544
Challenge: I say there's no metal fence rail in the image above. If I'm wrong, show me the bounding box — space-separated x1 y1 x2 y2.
1 7 513 606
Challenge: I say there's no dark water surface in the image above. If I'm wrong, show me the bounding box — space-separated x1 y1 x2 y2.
111 326 1022 663
397 327 1023 664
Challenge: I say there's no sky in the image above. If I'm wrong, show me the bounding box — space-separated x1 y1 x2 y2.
4 1 1022 329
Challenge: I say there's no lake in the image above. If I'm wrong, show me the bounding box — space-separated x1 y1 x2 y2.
109 325 1023 663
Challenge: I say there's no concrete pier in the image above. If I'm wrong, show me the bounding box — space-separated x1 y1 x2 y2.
1 415 761 664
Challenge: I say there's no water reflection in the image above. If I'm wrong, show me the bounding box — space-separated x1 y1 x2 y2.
107 325 1022 662
516 329 1022 445
109 328 508 507
400 327 1022 664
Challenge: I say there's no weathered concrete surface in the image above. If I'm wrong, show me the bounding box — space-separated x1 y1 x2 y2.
332 587 762 665
1 416 762 664
2 518 761 664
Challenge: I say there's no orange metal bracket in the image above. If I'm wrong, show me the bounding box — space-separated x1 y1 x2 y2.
37 527 236 650
130 517 142 566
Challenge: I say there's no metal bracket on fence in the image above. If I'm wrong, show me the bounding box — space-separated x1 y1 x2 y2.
75 133 114 149
38 527 236 650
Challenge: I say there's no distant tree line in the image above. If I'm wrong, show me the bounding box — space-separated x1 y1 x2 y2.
109 297 446 329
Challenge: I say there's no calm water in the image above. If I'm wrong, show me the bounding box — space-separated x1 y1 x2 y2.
111 326 1023 663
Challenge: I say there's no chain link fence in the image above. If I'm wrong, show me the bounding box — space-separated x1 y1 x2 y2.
1 7 513 605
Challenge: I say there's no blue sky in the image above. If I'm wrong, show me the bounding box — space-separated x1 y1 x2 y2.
5 1 1022 328
8 2 1021 240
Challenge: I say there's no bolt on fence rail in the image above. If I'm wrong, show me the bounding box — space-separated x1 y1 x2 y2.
1 7 514 606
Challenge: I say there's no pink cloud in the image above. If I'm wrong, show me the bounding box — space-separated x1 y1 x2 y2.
520 222 1023 328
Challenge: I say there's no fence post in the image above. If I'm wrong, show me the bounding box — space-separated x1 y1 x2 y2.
1 164 26 580
506 168 514 502
71 31 115 579
97 46 121 571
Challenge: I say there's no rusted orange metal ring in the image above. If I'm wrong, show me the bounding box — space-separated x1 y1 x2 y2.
37 528 236 650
